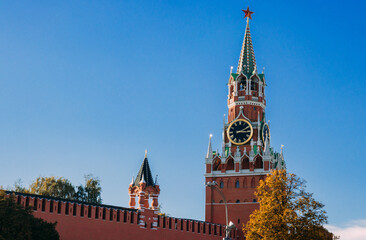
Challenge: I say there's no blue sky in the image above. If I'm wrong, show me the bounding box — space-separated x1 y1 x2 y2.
0 0 365 235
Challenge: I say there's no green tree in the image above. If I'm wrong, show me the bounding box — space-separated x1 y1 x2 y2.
12 175 102 204
12 179 28 193
74 185 86 202
0 190 59 240
243 170 334 240
28 177 75 199
83 174 102 204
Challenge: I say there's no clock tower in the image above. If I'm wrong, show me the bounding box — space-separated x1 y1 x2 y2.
204 7 286 236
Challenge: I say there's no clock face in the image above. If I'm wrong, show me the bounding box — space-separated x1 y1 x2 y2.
261 122 270 143
227 119 253 145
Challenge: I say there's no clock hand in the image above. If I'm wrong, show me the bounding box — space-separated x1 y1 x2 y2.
237 130 250 134
237 126 250 133
242 126 249 130
235 128 248 133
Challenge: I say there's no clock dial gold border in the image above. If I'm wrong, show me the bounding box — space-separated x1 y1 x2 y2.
226 119 253 145
261 122 270 142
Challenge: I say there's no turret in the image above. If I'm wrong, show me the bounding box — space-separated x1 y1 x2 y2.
128 151 160 210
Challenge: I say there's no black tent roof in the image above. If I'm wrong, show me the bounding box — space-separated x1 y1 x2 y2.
133 156 155 187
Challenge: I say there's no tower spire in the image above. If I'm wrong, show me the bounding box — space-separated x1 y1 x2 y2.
237 7 256 75
206 134 213 159
222 114 226 156
133 152 155 187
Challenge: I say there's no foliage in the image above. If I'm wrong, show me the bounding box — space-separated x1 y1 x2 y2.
72 175 102 204
0 191 59 240
12 179 28 193
243 170 334 240
28 177 75 199
83 174 102 204
13 175 102 204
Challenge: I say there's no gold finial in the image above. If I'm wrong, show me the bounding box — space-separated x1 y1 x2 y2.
145 149 147 158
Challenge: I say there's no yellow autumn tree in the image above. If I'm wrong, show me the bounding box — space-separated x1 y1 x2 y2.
29 176 75 199
243 170 333 240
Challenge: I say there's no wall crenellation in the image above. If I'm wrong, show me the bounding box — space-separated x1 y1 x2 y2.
5 191 236 239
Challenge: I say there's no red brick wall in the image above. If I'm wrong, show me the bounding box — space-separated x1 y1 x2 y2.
8 193 237 240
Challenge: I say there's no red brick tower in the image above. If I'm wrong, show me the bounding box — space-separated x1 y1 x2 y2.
129 151 160 211
204 7 285 237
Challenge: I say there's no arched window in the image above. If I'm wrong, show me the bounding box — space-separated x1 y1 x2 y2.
220 181 224 189
251 177 256 188
227 179 231 188
219 200 223 203
226 158 234 171
241 157 249 169
259 176 265 183
254 156 263 169
235 180 240 188
253 199 257 203
236 200 240 203
239 79 246 91
250 80 257 91
213 158 221 171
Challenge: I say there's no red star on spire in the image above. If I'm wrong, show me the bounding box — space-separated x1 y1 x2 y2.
242 7 254 20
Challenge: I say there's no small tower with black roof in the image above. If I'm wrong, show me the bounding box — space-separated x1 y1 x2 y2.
128 151 160 210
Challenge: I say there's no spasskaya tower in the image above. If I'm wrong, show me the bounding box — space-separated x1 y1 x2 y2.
204 7 286 237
